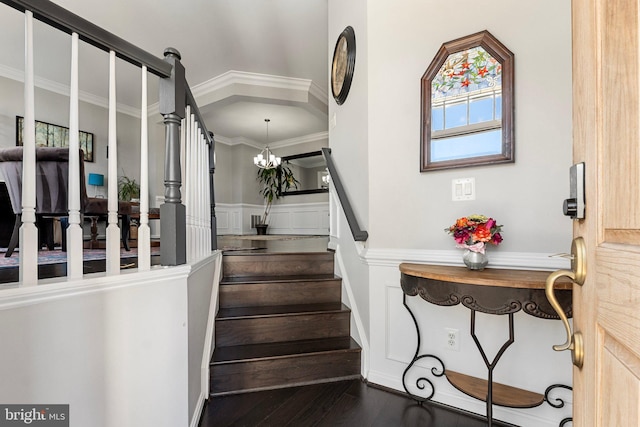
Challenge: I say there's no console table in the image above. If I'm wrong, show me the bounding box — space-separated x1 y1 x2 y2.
399 263 573 426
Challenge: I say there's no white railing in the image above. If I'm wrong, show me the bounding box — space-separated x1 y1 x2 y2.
182 106 213 263
5 0 216 286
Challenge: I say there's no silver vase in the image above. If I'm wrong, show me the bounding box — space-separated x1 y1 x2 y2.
463 250 488 270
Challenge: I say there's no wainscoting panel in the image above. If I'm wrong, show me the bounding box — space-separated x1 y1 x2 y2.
269 203 329 234
385 285 413 364
269 211 291 230
215 202 329 235
215 203 245 235
217 211 229 230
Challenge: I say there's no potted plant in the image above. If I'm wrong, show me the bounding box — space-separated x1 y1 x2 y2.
118 175 140 202
255 163 299 234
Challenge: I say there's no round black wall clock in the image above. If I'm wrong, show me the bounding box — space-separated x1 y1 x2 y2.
331 26 356 105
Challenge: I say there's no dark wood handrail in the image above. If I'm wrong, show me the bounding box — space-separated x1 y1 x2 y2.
321 148 368 242
2 0 172 78
186 84 213 146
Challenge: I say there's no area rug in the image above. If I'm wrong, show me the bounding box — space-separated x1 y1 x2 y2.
0 246 160 268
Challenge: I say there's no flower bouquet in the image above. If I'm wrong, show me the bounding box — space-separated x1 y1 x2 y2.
445 214 503 254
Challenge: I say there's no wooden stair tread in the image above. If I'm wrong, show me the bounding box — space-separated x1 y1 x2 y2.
221 274 339 285
213 249 359 396
445 370 544 408
212 337 360 364
217 302 349 320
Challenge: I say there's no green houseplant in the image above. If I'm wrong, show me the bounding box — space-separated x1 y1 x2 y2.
118 175 140 202
256 163 299 233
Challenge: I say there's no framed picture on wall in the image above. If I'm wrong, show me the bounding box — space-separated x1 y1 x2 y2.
16 116 95 162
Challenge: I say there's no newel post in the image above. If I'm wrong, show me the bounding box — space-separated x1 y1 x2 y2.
208 131 217 250
159 47 186 265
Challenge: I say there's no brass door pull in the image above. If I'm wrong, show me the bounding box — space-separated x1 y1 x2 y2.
545 237 586 368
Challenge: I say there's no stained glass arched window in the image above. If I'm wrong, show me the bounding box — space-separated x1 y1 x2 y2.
421 31 514 171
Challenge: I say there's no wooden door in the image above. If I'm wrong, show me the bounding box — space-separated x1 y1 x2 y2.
572 0 640 424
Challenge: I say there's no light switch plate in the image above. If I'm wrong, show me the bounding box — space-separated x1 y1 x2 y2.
452 178 475 201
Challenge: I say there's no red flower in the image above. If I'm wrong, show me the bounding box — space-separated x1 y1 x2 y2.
478 67 488 77
461 79 470 87
445 215 503 248
462 62 470 70
472 226 491 242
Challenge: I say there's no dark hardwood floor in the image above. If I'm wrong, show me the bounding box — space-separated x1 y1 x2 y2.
200 379 516 427
0 252 162 285
0 235 327 285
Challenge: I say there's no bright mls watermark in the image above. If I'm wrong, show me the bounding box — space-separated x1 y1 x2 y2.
0 405 68 426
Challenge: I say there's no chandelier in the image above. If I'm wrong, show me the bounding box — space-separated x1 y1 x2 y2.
253 118 281 169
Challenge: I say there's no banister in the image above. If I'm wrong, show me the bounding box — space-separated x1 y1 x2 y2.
1 0 172 78
5 0 218 269
321 148 368 242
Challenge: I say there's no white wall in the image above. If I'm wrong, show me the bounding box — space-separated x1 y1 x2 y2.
187 254 221 427
366 2 572 252
0 254 221 427
328 0 371 364
329 1 574 426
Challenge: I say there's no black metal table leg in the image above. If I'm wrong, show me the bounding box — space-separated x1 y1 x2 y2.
469 310 515 426
401 294 445 402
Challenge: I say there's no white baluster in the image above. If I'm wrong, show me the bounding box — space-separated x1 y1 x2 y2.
106 50 120 275
205 135 212 254
191 121 199 259
196 131 202 259
20 11 38 285
183 108 191 262
203 136 211 256
193 127 200 260
193 123 203 259
200 132 207 257
138 66 150 270
67 32 83 279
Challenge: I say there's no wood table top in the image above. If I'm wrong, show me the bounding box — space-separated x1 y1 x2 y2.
399 263 573 290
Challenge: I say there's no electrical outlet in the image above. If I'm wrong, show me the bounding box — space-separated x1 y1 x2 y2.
445 328 459 351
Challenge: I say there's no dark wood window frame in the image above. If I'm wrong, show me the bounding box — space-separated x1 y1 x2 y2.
421 30 514 172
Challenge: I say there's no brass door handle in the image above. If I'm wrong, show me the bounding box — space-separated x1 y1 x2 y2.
545 237 586 368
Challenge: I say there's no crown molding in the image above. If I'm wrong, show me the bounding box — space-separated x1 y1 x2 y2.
191 70 327 102
214 131 328 150
148 70 328 121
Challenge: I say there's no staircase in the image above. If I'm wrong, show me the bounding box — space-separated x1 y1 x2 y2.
210 250 361 396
